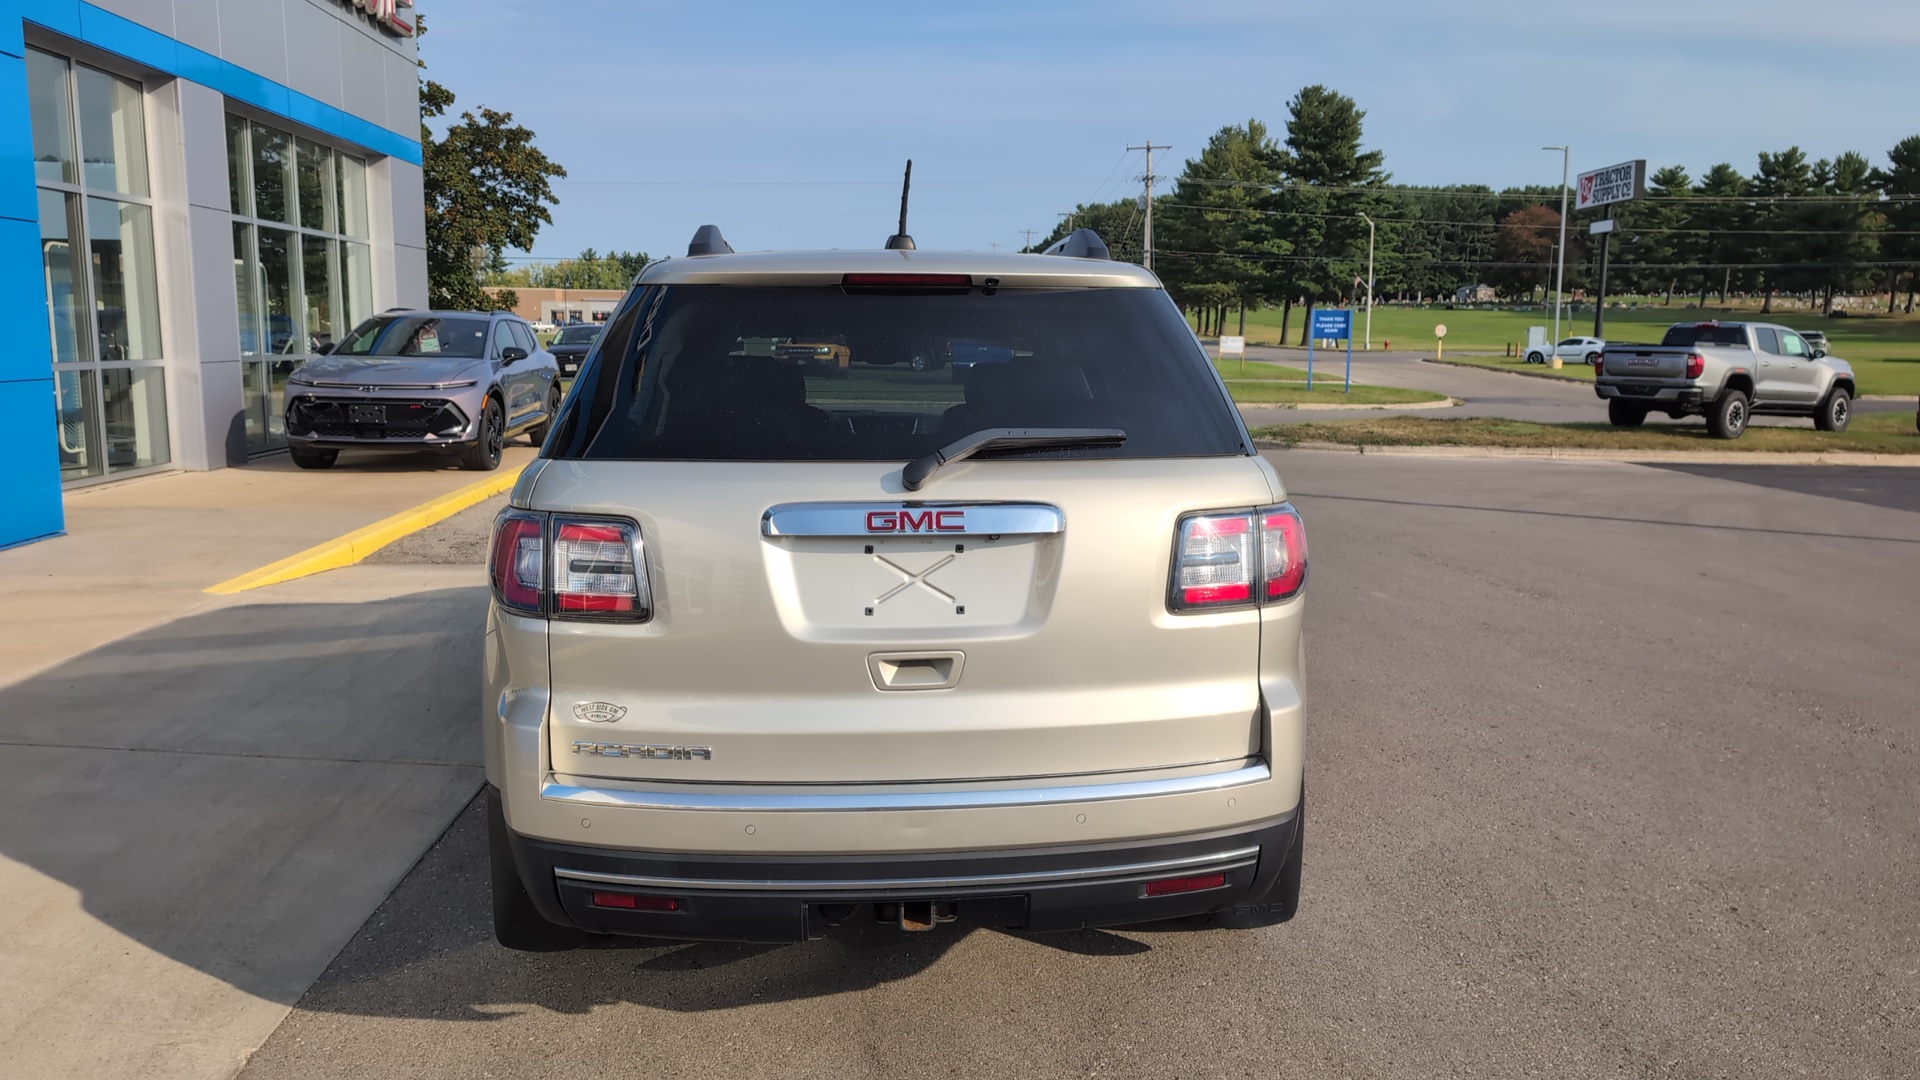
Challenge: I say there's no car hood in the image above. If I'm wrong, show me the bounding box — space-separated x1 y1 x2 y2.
293 355 490 388
549 342 593 353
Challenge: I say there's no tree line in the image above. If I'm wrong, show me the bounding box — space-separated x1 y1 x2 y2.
483 249 652 291
1032 87 1920 341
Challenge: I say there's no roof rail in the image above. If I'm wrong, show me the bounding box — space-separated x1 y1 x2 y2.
382 306 412 313
1041 229 1112 261
688 225 734 257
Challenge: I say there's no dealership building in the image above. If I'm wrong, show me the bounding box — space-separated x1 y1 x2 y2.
1 0 428 550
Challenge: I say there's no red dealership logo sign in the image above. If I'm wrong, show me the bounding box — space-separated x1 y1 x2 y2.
339 0 415 36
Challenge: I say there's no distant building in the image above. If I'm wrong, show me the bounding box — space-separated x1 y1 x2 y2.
484 287 625 325
1454 284 1498 303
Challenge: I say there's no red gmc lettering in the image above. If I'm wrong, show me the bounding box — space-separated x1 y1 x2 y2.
865 510 968 533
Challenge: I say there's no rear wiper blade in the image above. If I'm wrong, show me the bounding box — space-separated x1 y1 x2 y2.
902 427 1127 491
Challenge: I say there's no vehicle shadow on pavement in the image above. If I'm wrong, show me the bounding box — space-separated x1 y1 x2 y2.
274 795 1158 1021
0 586 489 1020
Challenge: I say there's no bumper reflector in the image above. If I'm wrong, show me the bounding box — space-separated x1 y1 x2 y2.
591 891 680 911
1142 873 1228 897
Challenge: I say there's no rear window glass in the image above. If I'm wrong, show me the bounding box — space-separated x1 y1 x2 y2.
554 325 601 344
1661 324 1749 347
559 285 1246 462
334 315 491 358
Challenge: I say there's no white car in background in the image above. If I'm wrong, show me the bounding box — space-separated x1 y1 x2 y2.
529 320 558 334
1525 336 1605 366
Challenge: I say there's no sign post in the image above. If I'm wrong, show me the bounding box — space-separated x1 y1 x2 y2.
1219 334 1246 375
1310 309 1355 392
1435 322 1449 360
1575 160 1644 340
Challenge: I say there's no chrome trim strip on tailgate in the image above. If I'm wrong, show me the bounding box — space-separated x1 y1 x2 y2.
541 761 1271 813
761 501 1064 539
554 846 1261 893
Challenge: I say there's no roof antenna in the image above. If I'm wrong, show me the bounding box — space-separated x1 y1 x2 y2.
885 159 916 250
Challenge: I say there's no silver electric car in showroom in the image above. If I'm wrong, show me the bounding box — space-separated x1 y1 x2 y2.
283 309 562 470
484 227 1307 948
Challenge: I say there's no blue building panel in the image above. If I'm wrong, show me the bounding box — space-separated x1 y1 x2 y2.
0 48 38 224
0 376 65 546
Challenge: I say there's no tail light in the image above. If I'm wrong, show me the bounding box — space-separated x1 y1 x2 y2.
1169 502 1308 612
1261 504 1308 601
488 510 651 621
1592 355 1604 376
1685 352 1705 379
489 511 545 613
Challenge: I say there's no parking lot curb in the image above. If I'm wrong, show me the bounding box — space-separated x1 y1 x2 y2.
1422 357 1592 383
204 465 526 594
1265 396 1461 412
1256 441 1920 466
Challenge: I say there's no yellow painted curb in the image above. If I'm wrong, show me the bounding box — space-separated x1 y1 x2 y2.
204 465 526 595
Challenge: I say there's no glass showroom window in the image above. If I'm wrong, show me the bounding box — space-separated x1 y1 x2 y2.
29 47 168 482
226 116 373 453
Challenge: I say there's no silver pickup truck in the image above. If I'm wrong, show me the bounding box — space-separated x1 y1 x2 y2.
1595 321 1856 439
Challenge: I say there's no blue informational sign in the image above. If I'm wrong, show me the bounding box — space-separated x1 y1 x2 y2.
1311 309 1354 341
1305 309 1357 391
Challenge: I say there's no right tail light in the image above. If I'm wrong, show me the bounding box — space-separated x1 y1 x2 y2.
489 510 651 621
1685 352 1705 379
1169 502 1307 612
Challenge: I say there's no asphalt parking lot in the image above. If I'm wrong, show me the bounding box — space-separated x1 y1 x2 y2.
218 451 1920 1080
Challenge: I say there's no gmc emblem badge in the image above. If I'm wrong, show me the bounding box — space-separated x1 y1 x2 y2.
866 509 966 533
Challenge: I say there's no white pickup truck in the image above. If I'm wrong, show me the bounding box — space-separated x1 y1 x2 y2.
1595 321 1857 439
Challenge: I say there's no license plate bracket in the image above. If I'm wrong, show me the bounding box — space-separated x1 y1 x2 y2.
347 403 385 424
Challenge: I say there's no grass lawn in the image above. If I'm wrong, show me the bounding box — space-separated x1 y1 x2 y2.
1226 381 1448 406
1205 302 1920 396
1213 358 1310 381
1251 411 1920 454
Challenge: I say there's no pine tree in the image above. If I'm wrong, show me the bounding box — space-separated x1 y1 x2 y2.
1266 86 1388 345
1870 135 1920 312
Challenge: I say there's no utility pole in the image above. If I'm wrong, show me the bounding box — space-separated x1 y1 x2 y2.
1018 228 1041 252
1358 212 1376 352
1128 141 1171 270
1543 145 1570 349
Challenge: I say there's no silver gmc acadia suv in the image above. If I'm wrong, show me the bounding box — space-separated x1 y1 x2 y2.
483 225 1307 948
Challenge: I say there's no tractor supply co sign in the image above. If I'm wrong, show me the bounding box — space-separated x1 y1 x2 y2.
338 0 415 36
1575 160 1646 212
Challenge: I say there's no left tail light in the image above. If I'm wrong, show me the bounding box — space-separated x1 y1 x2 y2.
1169 502 1308 612
489 510 652 621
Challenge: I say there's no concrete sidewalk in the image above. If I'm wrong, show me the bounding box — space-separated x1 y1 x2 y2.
0 557 492 1080
0 448 535 690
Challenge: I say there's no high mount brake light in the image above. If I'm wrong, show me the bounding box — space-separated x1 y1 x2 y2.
487 511 652 621
1685 352 1706 379
841 273 972 287
1169 503 1308 612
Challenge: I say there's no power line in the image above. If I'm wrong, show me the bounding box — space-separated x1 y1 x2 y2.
1154 200 1919 236
1154 247 1920 271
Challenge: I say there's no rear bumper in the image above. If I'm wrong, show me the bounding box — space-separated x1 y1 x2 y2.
1595 382 1705 411
493 786 1298 942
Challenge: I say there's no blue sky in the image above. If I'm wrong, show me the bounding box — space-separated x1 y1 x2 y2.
422 0 1920 263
